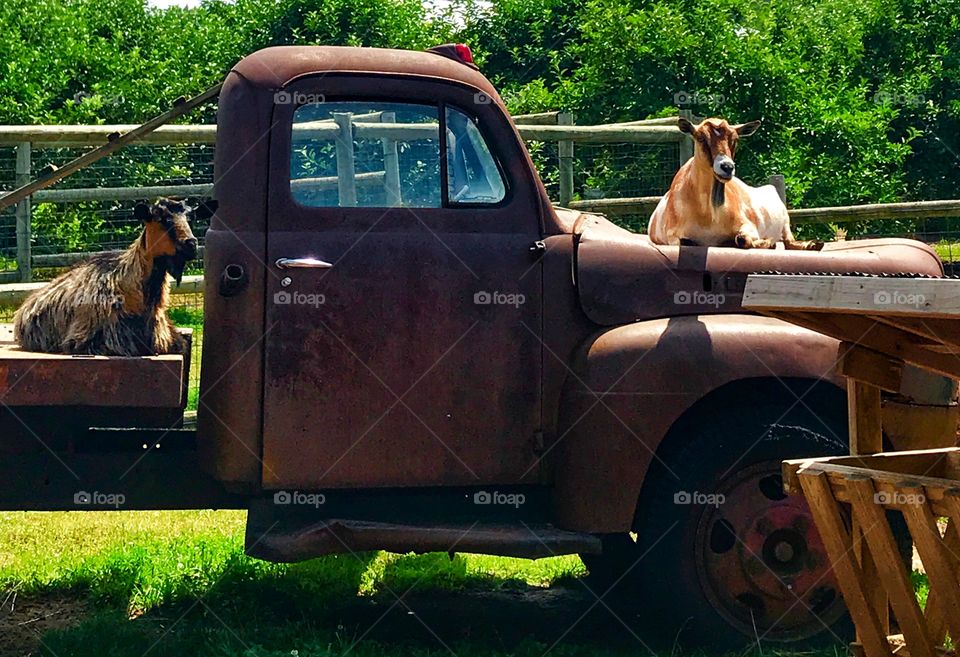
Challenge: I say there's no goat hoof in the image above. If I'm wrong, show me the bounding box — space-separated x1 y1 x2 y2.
809 240 825 251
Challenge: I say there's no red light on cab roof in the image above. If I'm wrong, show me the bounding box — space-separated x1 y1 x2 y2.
454 43 474 64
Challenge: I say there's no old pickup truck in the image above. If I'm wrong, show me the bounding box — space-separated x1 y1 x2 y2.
0 44 955 648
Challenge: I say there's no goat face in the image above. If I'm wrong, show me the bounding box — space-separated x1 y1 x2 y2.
135 198 198 284
678 117 761 184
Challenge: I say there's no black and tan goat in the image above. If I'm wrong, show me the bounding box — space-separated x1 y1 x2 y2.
14 198 198 356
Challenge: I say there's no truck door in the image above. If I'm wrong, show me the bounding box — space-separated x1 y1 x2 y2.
262 77 544 489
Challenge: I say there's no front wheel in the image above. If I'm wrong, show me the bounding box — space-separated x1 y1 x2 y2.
586 399 856 649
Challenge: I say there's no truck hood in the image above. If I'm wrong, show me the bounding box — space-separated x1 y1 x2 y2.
571 212 944 325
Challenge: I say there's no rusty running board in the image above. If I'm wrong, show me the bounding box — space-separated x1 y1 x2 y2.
246 518 602 562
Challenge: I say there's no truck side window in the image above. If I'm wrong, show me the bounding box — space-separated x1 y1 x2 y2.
290 102 441 208
445 107 507 204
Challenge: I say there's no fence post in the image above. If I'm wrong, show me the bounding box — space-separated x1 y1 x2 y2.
557 112 575 206
768 174 787 204
15 141 31 282
333 113 357 207
380 111 401 207
678 109 694 167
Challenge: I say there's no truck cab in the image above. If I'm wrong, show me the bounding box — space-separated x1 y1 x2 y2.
1 45 954 649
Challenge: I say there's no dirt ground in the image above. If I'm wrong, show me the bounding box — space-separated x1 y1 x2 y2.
0 592 90 657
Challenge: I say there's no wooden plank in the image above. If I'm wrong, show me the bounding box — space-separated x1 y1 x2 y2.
0 124 217 145
799 471 892 657
847 476 934 657
332 113 357 207
35 182 213 203
868 316 960 349
788 462 960 517
380 111 401 207
901 490 960 646
0 84 222 212
511 111 561 125
567 196 663 216
515 124 684 143
32 171 385 204
0 274 204 309
565 198 960 223
790 200 960 224
782 448 960 495
605 116 680 127
14 142 31 283
849 380 884 454
744 275 960 320
762 311 960 381
839 343 903 393
847 382 889 645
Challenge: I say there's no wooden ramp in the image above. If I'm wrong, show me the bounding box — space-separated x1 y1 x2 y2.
784 449 960 657
745 273 960 657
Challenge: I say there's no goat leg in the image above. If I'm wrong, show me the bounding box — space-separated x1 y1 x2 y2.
783 239 825 251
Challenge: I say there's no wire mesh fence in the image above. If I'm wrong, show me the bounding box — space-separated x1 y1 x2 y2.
2 118 959 408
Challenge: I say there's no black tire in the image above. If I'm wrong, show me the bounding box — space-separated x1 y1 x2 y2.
583 394 908 650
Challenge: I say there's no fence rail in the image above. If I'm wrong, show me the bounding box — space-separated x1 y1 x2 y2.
568 196 960 224
0 274 203 308
2 113 960 287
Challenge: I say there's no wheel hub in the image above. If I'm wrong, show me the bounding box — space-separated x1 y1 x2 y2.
694 462 844 642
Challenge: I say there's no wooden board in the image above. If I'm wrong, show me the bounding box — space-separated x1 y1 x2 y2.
0 324 188 408
744 275 960 319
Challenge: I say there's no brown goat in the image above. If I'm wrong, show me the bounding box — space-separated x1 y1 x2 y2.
14 198 198 356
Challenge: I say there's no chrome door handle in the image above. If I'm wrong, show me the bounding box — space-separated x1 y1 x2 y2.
275 257 333 269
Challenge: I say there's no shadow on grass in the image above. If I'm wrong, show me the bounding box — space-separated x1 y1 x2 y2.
10 549 662 657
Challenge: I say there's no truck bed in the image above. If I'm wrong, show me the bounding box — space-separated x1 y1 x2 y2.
0 324 192 457
0 324 189 407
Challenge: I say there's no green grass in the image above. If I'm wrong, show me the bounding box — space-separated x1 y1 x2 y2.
932 239 960 263
1 511 594 657
168 306 203 411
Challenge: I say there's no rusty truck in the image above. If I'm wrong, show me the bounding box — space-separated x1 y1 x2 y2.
0 44 955 648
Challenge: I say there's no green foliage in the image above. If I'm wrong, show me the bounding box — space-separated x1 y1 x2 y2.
459 0 960 218
0 0 958 232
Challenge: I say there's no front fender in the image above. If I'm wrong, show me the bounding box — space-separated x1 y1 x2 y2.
551 313 844 533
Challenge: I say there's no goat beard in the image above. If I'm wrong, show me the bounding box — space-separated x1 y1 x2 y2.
162 254 189 286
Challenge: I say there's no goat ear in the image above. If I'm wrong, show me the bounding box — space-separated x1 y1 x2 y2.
677 117 696 135
733 120 762 137
134 203 152 222
194 199 218 221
